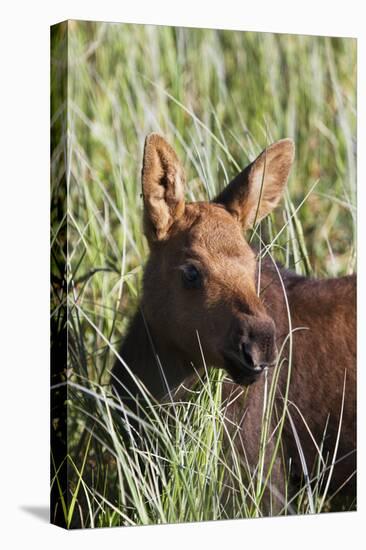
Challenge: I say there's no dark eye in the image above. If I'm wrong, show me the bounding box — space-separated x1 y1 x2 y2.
181 264 202 289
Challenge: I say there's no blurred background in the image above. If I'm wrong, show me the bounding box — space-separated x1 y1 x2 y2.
51 21 356 527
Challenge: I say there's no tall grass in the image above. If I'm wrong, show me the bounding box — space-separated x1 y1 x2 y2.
50 21 356 527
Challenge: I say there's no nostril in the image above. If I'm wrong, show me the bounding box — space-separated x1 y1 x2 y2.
240 344 254 367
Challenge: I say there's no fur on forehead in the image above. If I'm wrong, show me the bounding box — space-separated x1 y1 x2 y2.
177 202 253 258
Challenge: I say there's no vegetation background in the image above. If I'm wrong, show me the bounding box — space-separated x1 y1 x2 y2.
51 21 356 528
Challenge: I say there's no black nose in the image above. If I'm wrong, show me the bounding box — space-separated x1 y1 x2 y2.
240 343 258 369
239 316 277 370
239 343 268 372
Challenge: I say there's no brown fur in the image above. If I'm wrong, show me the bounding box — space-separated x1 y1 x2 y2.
112 134 356 513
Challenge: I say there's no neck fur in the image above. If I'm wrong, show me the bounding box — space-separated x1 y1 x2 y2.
112 309 194 402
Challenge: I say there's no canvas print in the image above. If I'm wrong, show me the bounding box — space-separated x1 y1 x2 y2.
50 20 356 529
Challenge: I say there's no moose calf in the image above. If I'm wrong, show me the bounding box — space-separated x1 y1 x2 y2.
112 134 356 514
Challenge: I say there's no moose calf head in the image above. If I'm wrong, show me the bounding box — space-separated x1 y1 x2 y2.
140 134 294 386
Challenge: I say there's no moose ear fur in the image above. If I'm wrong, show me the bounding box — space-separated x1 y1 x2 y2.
142 133 186 242
214 139 295 229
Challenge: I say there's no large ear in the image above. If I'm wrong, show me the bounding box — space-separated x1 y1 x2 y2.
142 133 185 242
214 139 295 229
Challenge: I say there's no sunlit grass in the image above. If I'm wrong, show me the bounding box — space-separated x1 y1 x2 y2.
50 20 356 528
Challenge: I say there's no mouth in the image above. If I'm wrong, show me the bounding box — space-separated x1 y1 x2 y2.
222 350 266 386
